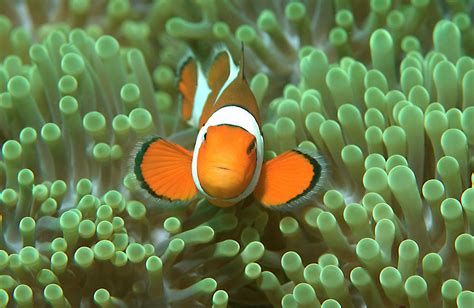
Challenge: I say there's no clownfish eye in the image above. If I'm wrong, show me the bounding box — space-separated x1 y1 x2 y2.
246 139 256 154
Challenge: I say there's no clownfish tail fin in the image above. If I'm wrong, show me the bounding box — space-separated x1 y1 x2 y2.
133 137 198 204
253 149 328 211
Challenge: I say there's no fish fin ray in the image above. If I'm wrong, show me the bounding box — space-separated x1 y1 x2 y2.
134 137 198 202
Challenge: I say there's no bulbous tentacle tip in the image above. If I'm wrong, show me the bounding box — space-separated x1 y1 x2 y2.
0 1 473 307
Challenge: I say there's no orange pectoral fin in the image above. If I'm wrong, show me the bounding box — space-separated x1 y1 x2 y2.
253 150 325 209
134 137 198 202
178 57 198 122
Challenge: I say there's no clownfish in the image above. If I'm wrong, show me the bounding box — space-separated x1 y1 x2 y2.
134 46 326 209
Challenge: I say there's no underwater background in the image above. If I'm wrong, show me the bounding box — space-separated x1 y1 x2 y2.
0 0 474 307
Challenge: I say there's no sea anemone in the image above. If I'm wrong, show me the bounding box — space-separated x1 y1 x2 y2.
0 0 474 307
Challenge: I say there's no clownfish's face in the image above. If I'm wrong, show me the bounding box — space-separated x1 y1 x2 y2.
197 125 257 201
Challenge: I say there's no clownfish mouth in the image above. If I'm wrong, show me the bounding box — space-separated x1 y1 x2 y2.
211 165 237 177
216 166 231 171
198 165 248 199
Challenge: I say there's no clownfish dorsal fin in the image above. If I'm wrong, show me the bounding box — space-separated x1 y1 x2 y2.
253 149 327 210
177 53 211 127
204 44 261 125
197 48 235 127
177 56 198 123
211 74 261 125
239 42 246 81
134 137 198 202
194 44 261 126
207 49 231 91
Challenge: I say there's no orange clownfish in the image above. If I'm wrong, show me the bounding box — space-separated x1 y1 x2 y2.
134 46 326 209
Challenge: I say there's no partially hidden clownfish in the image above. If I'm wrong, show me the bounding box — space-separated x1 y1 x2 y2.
134 46 326 209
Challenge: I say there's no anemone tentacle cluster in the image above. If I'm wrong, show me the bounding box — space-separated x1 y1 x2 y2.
0 0 474 307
